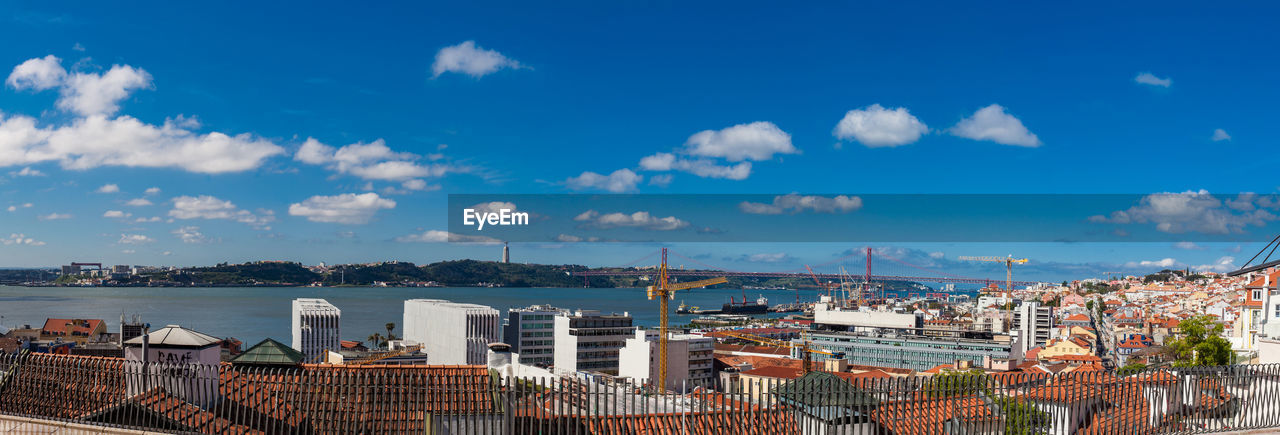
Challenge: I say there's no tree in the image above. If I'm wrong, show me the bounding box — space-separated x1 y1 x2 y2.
1085 300 1094 311
1166 315 1233 367
367 333 384 350
1118 362 1147 376
385 322 396 340
994 396 1049 434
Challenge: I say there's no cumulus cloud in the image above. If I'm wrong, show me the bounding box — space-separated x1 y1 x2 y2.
10 167 44 177
1134 72 1172 88
96 183 119 193
1211 129 1231 142
949 104 1040 147
2 233 45 246
172 226 210 244
38 212 71 221
288 192 396 224
833 104 929 147
118 233 153 244
574 210 689 231
468 201 519 215
554 234 600 243
1089 190 1278 234
431 41 524 79
736 252 793 263
0 56 285 174
684 121 796 162
135 216 161 223
1194 256 1237 273
295 137 454 182
1173 241 1206 250
144 187 161 195
7 203 33 212
1124 258 1179 269
169 195 275 229
102 210 130 218
565 169 642 192
125 198 152 206
739 194 863 215
395 229 502 244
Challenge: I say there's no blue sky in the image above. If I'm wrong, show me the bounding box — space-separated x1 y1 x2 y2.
0 2 1277 281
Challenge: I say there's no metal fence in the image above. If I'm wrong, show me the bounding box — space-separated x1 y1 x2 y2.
2 353 1280 434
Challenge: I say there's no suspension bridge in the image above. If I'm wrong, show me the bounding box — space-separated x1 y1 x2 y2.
572 247 1049 290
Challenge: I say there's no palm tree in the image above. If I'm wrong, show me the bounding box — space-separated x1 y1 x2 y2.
385 322 395 340
367 333 383 350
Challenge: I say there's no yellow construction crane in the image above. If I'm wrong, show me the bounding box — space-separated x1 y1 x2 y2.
717 330 845 375
647 248 727 391
958 255 1029 292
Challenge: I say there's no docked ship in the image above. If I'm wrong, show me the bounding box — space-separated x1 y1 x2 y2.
676 294 769 315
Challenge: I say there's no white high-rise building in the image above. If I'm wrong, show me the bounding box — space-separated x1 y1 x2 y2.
404 299 500 365
619 330 715 391
1014 300 1054 353
503 305 566 366
554 310 635 375
291 298 341 363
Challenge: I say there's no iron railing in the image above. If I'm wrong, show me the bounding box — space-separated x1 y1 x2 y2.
1 353 1279 434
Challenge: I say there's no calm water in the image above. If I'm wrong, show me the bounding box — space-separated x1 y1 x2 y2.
0 285 814 346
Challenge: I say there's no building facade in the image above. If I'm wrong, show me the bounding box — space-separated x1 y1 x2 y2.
618 330 715 391
404 299 500 365
553 310 635 375
502 305 565 366
291 298 341 363
1014 300 1054 353
807 330 1018 371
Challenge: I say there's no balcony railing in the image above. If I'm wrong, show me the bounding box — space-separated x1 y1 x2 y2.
3 353 1280 434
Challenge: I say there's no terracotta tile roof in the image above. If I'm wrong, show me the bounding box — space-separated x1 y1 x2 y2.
40 318 104 336
1065 313 1090 322
714 343 791 356
1045 354 1102 363
579 409 797 434
111 388 264 434
1021 381 1101 403
0 353 126 419
741 365 805 380
869 396 995 435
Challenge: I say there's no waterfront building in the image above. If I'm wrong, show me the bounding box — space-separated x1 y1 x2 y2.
502 304 565 366
404 299 500 365
618 329 715 391
39 318 107 345
553 309 635 375
291 298 341 363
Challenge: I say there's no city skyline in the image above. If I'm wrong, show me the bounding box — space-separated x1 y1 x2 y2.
2 2 1277 279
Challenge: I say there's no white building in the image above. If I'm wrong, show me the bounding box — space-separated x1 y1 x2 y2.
404 299 500 365
553 309 635 375
291 298 341 363
502 305 566 366
618 330 715 391
1014 300 1054 353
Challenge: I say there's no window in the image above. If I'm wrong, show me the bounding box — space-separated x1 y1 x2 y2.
1274 304 1280 319
1255 290 1263 301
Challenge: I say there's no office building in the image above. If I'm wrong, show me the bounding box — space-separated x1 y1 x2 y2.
618 330 715 391
291 298 341 363
502 305 565 366
404 299 500 365
1014 300 1054 353
807 330 1020 371
554 310 635 375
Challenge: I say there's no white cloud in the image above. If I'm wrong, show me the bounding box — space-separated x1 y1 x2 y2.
172 226 210 244
6 55 66 91
949 104 1041 147
0 56 285 174
739 194 863 215
431 41 523 79
288 192 396 224
684 121 796 162
1089 190 1278 234
295 137 452 182
1124 257 1179 268
648 174 673 187
1173 241 1206 250
469 201 519 215
134 216 161 223
833 104 929 147
573 210 689 231
929 251 946 259
7 203 33 212
169 195 275 229
565 169 642 192
144 187 161 195
10 167 44 177
1211 129 1231 142
118 233 153 244
639 152 751 180
554 234 599 243
125 198 152 206
1194 256 1237 273
2 233 45 246
121 249 135 254
37 212 71 220
96 183 119 193
102 210 130 218
401 179 429 191
395 229 502 244
1134 72 1172 88
741 253 792 263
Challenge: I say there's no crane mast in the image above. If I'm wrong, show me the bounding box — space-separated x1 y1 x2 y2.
646 247 726 391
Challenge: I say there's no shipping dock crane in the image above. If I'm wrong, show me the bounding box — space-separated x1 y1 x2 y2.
647 248 727 391
717 330 845 375
958 255 1029 293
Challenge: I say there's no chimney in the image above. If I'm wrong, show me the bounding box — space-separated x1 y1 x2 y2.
487 342 513 369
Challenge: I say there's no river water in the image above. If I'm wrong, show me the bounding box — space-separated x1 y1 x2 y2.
0 285 812 346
